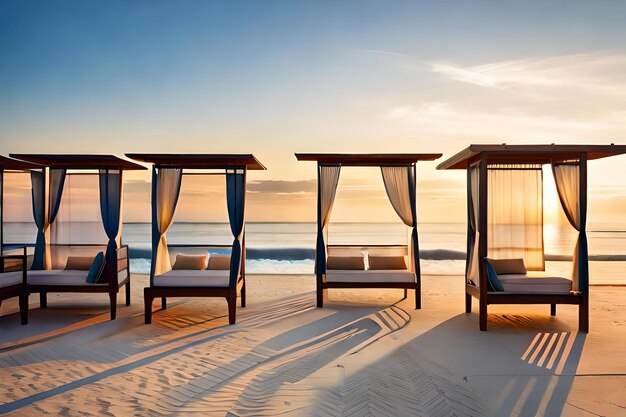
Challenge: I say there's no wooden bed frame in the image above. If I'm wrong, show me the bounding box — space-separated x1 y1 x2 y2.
0 249 28 324
143 244 246 325
465 279 588 332
28 244 131 320
320 244 419 309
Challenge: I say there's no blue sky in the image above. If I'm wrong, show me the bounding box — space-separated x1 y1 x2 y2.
2 1 626 222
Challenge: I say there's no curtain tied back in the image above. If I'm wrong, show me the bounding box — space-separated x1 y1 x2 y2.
31 168 66 270
151 167 182 279
381 165 419 278
316 165 341 276
226 168 246 289
552 161 588 293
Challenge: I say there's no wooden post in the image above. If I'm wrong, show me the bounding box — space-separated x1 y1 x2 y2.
125 280 131 306
109 291 117 320
478 156 489 331
20 247 28 324
316 163 324 308
579 153 589 332
0 169 4 257
227 292 236 324
241 168 247 308
144 288 153 324
40 292 47 308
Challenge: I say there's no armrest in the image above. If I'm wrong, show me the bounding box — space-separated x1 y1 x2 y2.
0 248 27 283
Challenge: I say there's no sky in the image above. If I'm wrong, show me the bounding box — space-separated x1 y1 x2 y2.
1 1 626 225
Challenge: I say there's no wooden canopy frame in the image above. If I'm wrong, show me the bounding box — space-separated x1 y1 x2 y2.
296 153 442 309
10 154 145 320
0 156 40 324
438 144 626 331
126 153 266 324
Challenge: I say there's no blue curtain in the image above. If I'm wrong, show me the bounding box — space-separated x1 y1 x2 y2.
99 169 122 285
408 165 420 279
30 168 66 270
226 168 246 289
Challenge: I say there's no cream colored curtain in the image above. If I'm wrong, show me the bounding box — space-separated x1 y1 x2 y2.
552 163 586 291
316 165 340 274
467 164 480 285
488 166 544 270
381 166 413 225
153 168 182 276
320 165 341 228
381 166 417 273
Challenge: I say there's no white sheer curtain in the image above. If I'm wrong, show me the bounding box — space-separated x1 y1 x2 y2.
552 162 586 292
381 166 417 272
467 164 480 285
487 166 544 271
316 165 340 274
51 174 107 269
152 168 182 276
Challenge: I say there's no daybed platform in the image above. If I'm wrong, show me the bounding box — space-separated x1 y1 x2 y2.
320 245 420 308
29 245 131 317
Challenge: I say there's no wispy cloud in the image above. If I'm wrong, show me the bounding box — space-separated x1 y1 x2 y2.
427 52 626 95
247 180 316 194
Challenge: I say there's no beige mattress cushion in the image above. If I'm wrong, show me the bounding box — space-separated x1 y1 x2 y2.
498 274 572 293
172 253 209 270
154 270 230 287
326 270 415 283
0 271 24 288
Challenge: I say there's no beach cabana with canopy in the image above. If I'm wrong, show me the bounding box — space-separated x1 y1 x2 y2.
10 154 145 320
295 153 442 309
0 156 41 324
437 144 626 331
126 153 266 325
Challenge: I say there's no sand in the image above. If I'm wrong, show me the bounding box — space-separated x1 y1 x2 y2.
0 274 625 416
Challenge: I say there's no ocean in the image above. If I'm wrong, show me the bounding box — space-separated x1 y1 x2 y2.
3 222 626 284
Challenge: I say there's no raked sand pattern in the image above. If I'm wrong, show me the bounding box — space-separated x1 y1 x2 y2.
0 277 485 416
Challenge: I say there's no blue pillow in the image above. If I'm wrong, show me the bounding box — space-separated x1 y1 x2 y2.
86 252 105 284
485 259 505 291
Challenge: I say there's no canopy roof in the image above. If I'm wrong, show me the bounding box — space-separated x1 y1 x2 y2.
437 144 626 170
126 153 266 170
10 154 146 170
0 155 42 170
295 153 442 166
